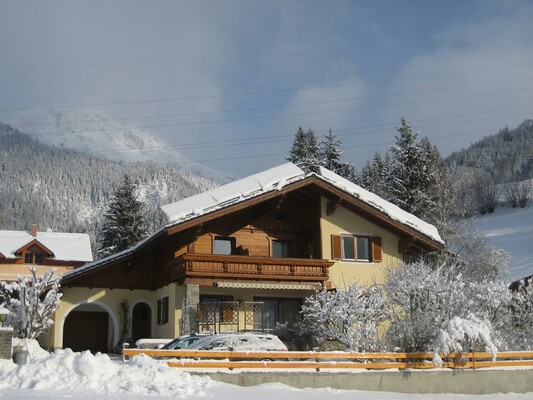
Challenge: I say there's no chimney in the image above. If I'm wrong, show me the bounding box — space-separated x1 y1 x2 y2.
31 224 38 237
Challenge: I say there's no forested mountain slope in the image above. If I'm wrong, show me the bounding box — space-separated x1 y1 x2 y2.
0 123 216 254
446 119 533 182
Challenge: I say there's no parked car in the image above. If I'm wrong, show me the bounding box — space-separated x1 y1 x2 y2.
186 333 288 352
159 333 213 350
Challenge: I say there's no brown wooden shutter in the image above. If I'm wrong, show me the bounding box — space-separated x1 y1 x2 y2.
331 234 342 259
371 237 382 262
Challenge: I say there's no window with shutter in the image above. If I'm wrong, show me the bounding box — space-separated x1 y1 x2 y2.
332 234 382 263
371 237 382 262
331 235 342 259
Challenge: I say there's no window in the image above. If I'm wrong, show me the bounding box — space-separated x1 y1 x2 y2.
199 295 235 323
254 297 302 331
341 235 370 261
157 296 169 325
24 252 45 265
213 236 235 255
332 234 381 262
272 240 290 258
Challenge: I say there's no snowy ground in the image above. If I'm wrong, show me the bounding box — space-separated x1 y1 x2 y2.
0 341 531 400
474 206 533 281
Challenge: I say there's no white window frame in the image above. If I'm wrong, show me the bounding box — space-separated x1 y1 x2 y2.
340 234 371 262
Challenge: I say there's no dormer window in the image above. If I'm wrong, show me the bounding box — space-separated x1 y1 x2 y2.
24 250 45 265
22 244 48 265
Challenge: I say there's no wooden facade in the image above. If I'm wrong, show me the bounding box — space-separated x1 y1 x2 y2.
63 189 333 290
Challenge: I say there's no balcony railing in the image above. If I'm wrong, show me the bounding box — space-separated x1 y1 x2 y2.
175 253 333 282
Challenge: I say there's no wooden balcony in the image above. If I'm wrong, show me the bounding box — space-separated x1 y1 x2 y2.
175 253 333 285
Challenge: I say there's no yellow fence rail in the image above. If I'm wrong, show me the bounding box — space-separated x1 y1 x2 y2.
122 348 533 370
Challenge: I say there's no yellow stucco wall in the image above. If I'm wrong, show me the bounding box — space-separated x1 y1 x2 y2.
320 197 403 288
43 284 184 350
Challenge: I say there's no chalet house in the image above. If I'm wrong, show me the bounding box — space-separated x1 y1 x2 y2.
42 163 443 353
0 225 93 282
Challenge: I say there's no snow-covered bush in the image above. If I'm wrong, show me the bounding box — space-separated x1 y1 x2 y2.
383 261 502 355
302 284 387 351
431 314 498 366
0 268 62 339
272 322 318 351
506 279 533 350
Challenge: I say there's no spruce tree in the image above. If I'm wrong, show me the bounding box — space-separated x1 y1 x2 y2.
388 118 439 219
287 127 320 168
98 175 147 258
320 127 343 172
361 152 391 199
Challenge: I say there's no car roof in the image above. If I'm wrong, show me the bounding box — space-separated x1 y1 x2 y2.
186 333 285 350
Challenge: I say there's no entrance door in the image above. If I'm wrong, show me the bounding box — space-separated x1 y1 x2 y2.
131 302 151 341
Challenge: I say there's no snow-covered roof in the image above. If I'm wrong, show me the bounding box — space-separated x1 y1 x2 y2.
0 230 93 262
317 166 443 244
161 163 306 224
161 162 443 245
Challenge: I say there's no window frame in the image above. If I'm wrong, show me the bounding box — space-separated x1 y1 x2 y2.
271 239 291 258
157 296 169 325
340 234 372 262
24 252 45 265
213 236 236 255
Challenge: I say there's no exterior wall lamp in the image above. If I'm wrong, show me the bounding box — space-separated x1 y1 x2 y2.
0 306 9 326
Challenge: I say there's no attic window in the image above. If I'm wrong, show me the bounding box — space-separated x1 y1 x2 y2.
272 240 290 258
213 237 235 255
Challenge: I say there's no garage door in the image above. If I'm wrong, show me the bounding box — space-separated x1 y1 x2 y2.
63 311 109 353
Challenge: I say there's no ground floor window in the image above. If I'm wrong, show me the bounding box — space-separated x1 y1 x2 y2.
253 297 302 331
157 296 169 325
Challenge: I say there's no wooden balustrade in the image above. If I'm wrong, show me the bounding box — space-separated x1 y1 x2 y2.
176 253 333 282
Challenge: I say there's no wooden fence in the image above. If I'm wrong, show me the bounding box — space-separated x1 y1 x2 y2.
122 348 533 370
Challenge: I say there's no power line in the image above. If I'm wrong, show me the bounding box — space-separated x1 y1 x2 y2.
12 75 533 128
23 87 533 135
2 62 532 113
88 107 532 157
164 124 521 166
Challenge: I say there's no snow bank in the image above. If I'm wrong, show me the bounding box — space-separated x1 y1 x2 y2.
0 347 212 397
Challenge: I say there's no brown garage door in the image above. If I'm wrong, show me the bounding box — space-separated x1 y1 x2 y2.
63 311 109 353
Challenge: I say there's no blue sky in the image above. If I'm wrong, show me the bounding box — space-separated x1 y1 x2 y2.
0 0 532 177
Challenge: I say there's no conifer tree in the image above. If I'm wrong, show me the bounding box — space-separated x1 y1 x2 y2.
98 175 147 258
320 127 343 172
287 126 320 168
361 152 391 199
388 118 438 219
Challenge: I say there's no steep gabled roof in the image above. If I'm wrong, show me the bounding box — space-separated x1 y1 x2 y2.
161 162 443 245
0 230 93 262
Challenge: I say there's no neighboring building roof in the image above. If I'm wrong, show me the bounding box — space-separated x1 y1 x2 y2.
0 230 93 262
161 162 443 245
